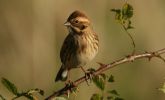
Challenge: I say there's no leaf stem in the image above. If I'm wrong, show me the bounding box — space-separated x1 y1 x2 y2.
122 24 135 54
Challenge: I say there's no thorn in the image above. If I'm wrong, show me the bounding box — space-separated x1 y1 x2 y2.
150 52 165 62
148 56 152 61
97 62 106 66
156 55 165 62
144 51 152 61
85 74 90 86
145 51 148 53
97 62 107 69
126 55 134 62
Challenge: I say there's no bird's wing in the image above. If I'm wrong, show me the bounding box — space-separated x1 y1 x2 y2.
60 34 77 64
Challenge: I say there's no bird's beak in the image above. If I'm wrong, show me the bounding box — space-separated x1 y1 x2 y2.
64 21 71 26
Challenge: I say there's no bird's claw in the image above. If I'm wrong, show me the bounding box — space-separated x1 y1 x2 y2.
64 80 79 97
84 69 96 85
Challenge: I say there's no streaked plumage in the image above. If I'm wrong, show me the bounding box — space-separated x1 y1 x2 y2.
55 10 99 82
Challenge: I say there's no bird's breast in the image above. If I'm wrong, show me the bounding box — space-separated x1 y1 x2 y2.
76 33 99 66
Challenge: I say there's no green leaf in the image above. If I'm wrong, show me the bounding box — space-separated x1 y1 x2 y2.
107 96 114 100
107 95 124 100
100 73 106 80
16 88 44 100
158 82 165 93
90 93 103 100
122 3 133 20
111 9 121 13
23 95 35 100
108 90 119 96
114 97 124 100
111 9 122 21
54 97 67 100
1 78 44 100
124 20 134 30
108 75 115 83
111 3 134 30
92 75 105 91
1 78 18 95
127 26 134 30
0 94 6 100
27 88 44 96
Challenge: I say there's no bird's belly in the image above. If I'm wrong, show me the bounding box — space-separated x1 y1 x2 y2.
68 48 97 69
77 46 98 67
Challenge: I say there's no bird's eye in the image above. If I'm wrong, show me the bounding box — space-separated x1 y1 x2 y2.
74 20 79 23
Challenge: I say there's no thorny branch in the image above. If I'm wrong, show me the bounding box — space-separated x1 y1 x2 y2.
45 48 165 100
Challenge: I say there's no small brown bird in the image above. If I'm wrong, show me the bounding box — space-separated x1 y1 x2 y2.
55 10 99 82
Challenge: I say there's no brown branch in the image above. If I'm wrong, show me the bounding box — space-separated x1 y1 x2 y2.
45 48 165 100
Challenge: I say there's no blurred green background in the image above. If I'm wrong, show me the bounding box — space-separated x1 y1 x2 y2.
0 0 165 100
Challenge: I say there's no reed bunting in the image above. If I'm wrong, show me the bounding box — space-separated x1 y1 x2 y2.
55 10 99 82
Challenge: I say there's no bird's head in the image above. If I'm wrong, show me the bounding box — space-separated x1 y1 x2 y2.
64 10 91 34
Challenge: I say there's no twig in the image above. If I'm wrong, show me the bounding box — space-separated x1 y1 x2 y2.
45 48 165 100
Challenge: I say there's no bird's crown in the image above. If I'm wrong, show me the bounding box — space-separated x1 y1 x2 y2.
67 10 89 22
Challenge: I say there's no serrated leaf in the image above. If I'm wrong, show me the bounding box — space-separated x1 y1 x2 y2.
122 3 133 20
108 90 119 96
1 78 18 95
90 93 103 100
54 97 67 100
92 76 105 91
108 75 114 83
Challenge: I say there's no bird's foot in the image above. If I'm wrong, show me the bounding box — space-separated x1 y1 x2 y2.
80 67 96 85
64 80 79 98
84 68 96 85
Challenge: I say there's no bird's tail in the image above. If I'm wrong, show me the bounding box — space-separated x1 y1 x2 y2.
55 65 68 82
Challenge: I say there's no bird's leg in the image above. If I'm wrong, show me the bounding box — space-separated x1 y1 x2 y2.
65 70 71 84
64 71 76 86
80 66 86 73
65 71 74 88
80 66 93 85
64 70 79 96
